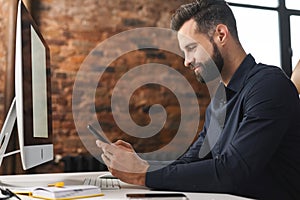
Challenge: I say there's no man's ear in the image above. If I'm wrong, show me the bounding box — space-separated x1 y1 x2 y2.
215 24 229 45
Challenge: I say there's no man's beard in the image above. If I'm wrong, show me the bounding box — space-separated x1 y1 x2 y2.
194 41 224 83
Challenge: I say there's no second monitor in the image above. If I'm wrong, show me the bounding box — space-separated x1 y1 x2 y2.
15 0 53 170
0 0 53 170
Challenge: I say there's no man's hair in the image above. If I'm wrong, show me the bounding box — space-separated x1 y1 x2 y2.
171 0 239 41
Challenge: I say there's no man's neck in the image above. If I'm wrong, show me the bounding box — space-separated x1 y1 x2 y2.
221 46 247 86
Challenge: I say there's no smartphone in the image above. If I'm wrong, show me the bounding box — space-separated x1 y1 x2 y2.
126 193 188 200
87 124 110 144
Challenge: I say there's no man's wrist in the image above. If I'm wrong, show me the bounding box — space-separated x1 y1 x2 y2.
137 160 149 186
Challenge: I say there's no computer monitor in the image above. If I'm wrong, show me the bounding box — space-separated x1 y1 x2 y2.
0 0 53 170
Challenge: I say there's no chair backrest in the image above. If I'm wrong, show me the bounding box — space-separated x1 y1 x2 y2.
291 60 300 95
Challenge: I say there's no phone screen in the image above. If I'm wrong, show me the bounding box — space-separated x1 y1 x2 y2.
87 124 110 143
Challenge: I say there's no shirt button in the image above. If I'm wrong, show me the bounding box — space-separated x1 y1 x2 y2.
219 99 226 106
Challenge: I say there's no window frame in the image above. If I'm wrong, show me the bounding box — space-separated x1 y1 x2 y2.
228 0 300 77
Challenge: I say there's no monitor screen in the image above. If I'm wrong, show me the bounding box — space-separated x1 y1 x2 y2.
15 0 53 170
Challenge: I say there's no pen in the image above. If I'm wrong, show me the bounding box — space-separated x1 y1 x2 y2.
47 181 65 187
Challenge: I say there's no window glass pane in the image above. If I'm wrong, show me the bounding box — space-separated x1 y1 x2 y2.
227 0 278 8
290 15 300 70
286 1 300 10
231 6 281 67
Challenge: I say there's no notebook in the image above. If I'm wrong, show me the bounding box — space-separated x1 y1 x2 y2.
13 185 103 200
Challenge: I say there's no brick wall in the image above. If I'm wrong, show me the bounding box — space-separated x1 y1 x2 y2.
0 0 9 128
0 0 213 173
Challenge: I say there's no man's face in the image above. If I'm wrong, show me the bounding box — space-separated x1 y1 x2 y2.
178 19 223 83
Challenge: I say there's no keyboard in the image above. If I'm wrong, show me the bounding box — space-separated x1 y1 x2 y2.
83 177 120 190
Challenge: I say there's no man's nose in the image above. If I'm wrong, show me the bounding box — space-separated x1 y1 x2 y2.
184 56 194 68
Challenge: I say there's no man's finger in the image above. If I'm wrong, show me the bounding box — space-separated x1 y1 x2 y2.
101 153 110 167
115 140 130 147
96 140 106 148
97 140 114 154
114 140 134 151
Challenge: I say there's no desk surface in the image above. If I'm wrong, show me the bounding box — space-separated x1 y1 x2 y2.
0 172 253 200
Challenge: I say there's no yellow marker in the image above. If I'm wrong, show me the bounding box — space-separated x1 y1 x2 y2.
47 181 65 187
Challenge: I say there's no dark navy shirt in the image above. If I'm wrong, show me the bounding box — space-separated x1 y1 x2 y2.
146 55 300 200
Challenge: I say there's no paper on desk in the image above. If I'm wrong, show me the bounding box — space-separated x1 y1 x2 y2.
11 185 104 200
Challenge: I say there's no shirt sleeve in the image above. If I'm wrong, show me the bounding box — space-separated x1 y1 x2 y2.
145 70 298 193
147 106 210 171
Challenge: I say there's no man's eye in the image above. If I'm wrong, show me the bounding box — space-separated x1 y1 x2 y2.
186 46 196 52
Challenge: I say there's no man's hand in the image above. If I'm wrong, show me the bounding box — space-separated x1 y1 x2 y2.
96 140 149 186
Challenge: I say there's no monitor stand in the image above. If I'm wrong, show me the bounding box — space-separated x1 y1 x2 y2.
0 97 20 166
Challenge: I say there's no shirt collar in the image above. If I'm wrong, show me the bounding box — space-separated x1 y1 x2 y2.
226 54 256 93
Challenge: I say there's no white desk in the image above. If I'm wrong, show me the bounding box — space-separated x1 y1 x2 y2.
0 172 253 200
